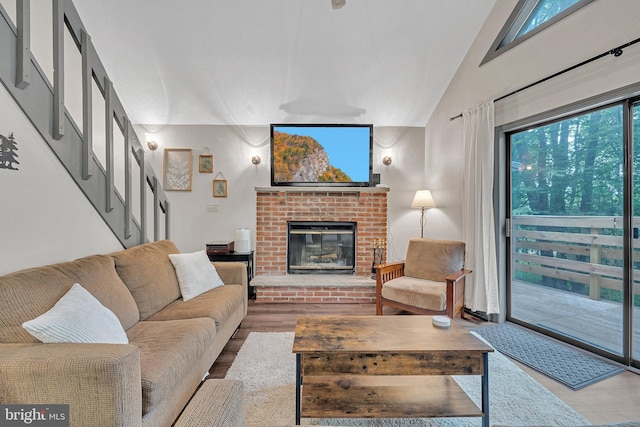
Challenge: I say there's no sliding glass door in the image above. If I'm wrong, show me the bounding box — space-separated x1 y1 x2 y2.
508 100 640 366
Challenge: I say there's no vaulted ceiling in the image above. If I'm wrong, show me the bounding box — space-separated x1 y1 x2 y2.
73 0 496 127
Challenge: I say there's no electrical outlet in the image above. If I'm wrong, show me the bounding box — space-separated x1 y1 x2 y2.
207 203 219 212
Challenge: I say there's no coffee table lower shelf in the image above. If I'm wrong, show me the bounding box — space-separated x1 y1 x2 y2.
300 375 483 419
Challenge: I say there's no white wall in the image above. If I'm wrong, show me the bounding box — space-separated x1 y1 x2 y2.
425 0 640 318
425 0 640 239
374 126 425 261
0 85 124 276
140 124 424 262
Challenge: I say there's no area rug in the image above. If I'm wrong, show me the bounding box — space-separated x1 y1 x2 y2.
224 331 591 426
473 322 624 390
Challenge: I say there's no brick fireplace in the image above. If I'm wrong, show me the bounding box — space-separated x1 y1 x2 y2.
253 187 388 302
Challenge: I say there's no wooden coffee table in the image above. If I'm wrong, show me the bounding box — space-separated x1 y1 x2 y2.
292 315 493 426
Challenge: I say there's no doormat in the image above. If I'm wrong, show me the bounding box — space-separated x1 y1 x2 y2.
473 322 625 390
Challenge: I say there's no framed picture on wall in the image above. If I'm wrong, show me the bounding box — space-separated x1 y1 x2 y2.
213 179 227 198
163 148 193 191
198 154 213 173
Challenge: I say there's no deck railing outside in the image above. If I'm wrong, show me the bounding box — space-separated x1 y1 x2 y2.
512 215 640 305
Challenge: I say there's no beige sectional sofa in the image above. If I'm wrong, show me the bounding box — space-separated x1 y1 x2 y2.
0 240 247 427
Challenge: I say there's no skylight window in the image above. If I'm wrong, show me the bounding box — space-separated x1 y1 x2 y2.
481 0 594 65
512 0 582 42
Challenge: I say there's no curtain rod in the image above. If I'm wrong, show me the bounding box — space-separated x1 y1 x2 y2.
449 36 640 121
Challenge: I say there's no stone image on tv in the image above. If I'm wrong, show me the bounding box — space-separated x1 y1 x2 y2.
272 131 352 183
273 131 352 182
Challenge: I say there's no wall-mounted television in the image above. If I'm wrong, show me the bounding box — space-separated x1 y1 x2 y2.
270 124 373 187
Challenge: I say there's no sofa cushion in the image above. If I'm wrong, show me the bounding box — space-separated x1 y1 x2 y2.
112 240 182 320
22 283 128 344
0 266 73 343
126 318 217 415
381 276 446 311
169 250 224 301
52 254 140 330
403 238 465 282
146 284 244 328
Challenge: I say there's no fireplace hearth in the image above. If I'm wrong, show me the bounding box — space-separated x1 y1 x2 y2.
287 221 355 274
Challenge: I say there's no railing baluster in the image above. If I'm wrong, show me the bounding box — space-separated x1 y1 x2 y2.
138 148 147 244
153 176 160 241
52 0 64 139
15 0 30 89
164 200 170 240
589 226 602 300
104 77 114 212
80 29 92 179
124 117 132 239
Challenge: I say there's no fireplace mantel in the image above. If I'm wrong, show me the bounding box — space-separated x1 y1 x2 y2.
255 186 389 194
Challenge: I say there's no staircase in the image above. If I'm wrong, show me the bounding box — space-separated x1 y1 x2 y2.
0 0 169 247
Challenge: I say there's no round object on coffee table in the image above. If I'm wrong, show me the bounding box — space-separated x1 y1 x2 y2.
432 315 451 328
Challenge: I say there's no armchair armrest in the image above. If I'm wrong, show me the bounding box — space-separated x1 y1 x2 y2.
0 343 141 427
445 269 472 319
375 261 405 290
375 262 405 315
445 269 472 283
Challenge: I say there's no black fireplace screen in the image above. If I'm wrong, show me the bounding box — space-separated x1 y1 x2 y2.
287 221 355 274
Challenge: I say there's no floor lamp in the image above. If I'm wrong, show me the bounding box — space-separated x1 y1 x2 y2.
411 190 436 238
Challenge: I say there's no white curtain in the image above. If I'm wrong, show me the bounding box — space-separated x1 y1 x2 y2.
462 101 500 315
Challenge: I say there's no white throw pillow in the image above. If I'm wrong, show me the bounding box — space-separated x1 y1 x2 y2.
22 283 129 344
169 250 225 301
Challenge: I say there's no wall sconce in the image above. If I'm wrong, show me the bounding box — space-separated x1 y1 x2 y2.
147 140 158 151
411 190 436 238
382 155 392 166
251 155 261 165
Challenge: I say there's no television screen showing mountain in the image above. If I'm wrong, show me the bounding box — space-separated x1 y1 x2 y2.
271 126 371 184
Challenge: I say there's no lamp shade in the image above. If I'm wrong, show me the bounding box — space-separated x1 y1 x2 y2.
411 190 436 209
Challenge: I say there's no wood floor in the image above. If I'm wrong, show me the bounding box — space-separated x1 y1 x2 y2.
209 301 640 425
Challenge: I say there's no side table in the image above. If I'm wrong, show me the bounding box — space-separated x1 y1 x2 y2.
206 249 255 299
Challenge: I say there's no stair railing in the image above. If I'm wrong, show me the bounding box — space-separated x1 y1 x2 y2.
0 0 170 247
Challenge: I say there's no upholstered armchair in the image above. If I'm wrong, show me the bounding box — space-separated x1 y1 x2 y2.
375 238 471 318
